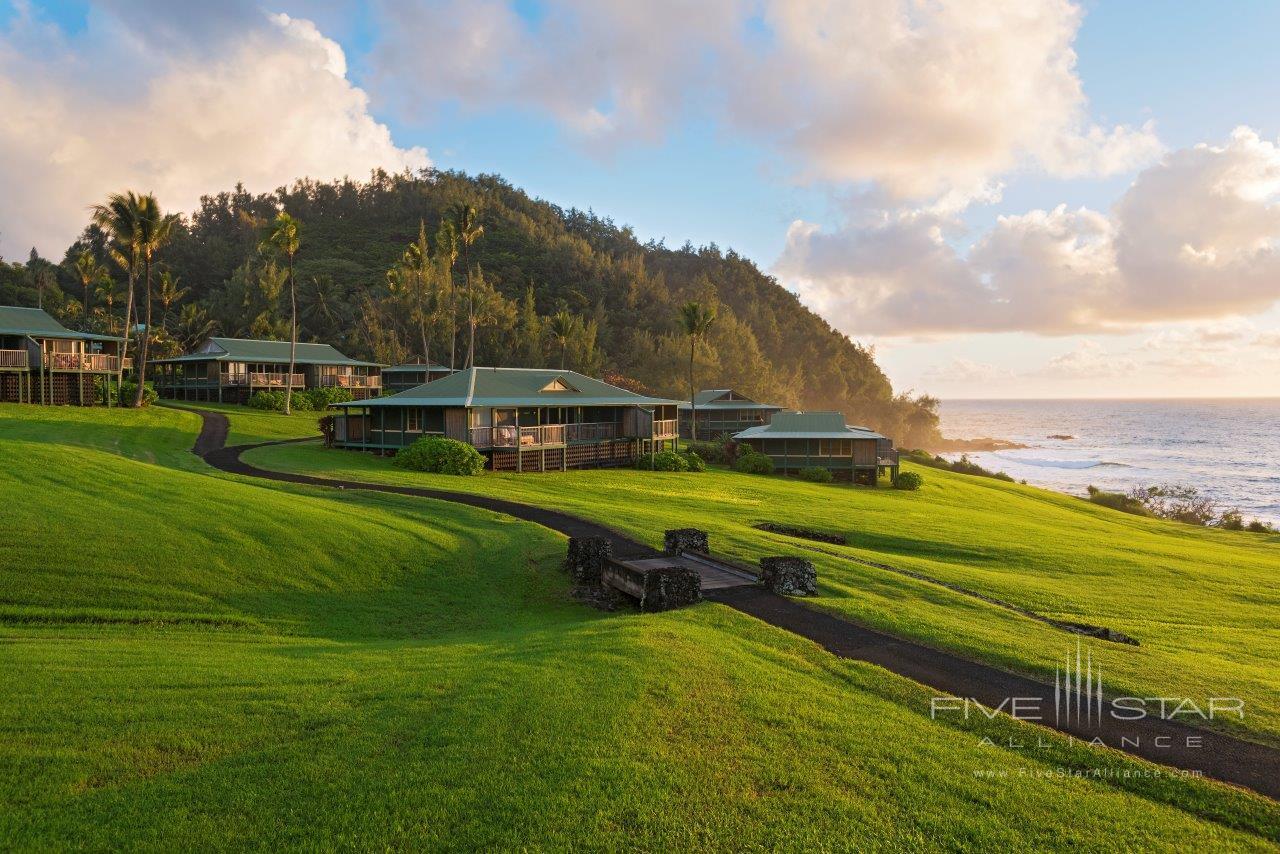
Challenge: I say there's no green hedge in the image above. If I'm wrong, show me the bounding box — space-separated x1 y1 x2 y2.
393 437 486 476
798 466 833 484
733 450 774 475
248 387 355 412
894 470 924 491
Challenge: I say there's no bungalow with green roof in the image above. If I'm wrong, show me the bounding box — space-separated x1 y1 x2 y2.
733 411 900 485
330 367 681 472
150 337 382 403
382 362 454 394
679 388 782 440
0 305 128 405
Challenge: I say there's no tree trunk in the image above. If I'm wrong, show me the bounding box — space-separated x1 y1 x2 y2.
689 338 696 441
464 247 475 368
116 274 134 409
133 258 152 407
448 266 457 371
285 253 296 416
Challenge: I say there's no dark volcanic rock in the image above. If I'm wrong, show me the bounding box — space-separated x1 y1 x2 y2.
759 557 817 596
754 522 847 545
566 536 613 586
664 528 709 556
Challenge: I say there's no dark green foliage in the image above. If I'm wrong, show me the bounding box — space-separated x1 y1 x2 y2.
1218 509 1245 531
638 450 690 472
733 450 774 475
903 450 1014 482
680 450 708 472
116 380 157 407
1246 520 1277 534
894 471 924 491
249 387 355 412
306 386 355 409
684 438 733 464
393 437 486 476
43 171 941 447
1085 485 1151 516
798 466 834 484
248 390 290 412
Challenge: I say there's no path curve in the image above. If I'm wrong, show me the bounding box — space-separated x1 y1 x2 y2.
188 408 1280 801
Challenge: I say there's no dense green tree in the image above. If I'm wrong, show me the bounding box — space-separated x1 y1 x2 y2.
261 212 302 414
678 301 717 427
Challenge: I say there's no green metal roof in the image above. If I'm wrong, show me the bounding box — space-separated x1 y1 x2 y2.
384 363 453 373
733 411 887 441
679 389 780 412
0 305 123 341
335 367 680 408
151 337 378 367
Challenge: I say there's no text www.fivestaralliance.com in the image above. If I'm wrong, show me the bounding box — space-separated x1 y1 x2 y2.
971 768 1204 780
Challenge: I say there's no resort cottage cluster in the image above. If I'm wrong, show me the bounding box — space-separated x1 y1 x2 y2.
0 305 899 482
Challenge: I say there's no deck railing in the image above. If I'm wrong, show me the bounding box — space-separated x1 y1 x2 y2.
47 353 123 371
565 421 617 442
878 449 900 467
249 372 305 387
470 421 619 448
0 349 28 368
321 374 381 388
652 418 678 439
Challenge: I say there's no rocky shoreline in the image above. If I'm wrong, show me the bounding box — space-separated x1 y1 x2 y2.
923 436 1028 453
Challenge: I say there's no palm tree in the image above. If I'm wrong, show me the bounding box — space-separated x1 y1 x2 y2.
156 270 188 327
678 301 717 439
94 275 124 335
174 302 217 352
130 195 180 407
450 203 484 368
397 220 435 365
435 219 458 370
91 192 144 405
547 309 577 369
73 250 108 329
261 212 302 414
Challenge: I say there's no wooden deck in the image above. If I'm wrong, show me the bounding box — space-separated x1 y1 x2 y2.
619 554 757 590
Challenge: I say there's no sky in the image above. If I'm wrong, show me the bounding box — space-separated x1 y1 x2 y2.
2 1 1279 399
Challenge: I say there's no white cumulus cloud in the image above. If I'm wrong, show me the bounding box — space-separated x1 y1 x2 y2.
0 6 428 257
369 0 1157 201
775 128 1280 336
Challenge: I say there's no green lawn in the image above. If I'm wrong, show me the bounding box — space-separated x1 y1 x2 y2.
2 403 1278 849
247 431 1280 747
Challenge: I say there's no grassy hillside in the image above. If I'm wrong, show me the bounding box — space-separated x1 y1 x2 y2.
245 430 1280 746
2 404 1277 849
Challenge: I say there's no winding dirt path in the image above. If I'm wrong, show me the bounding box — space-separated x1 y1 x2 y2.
188 408 1280 801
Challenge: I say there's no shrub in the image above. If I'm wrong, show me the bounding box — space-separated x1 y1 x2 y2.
683 439 722 464
798 466 833 484
638 450 690 472
680 450 707 472
1246 520 1277 534
114 380 157 407
393 437 486 476
307 386 355 408
894 470 924 491
1085 485 1151 517
733 449 774 475
1218 509 1245 531
902 449 1013 482
248 390 288 411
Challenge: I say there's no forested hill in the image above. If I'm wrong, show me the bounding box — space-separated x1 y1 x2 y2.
4 170 940 446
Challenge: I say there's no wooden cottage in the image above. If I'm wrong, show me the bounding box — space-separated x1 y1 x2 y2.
382 363 454 394
733 411 899 484
0 306 128 405
151 337 382 403
330 367 681 472
679 388 782 440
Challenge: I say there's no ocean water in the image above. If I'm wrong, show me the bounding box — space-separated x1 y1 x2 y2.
938 399 1280 526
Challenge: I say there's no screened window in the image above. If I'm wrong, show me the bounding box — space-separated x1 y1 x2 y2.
407 409 421 431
